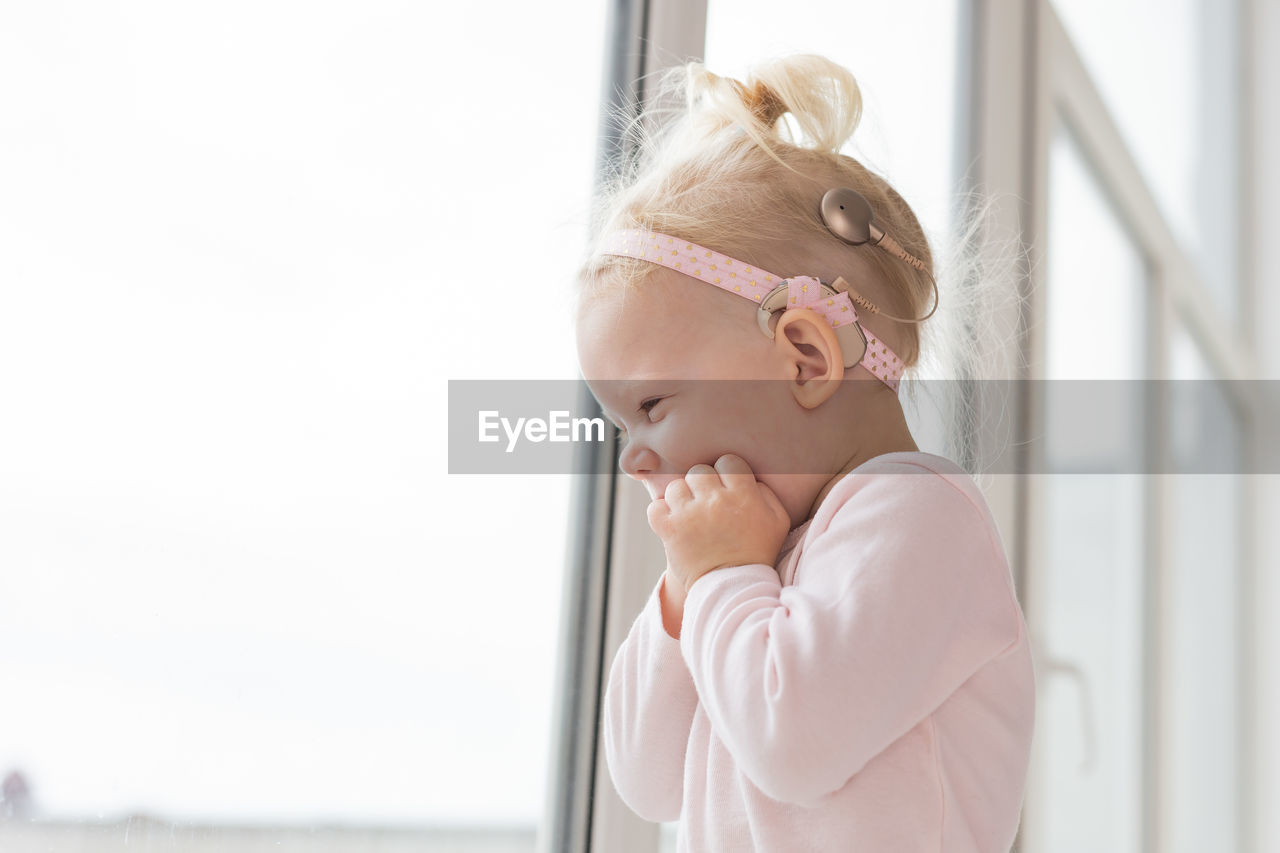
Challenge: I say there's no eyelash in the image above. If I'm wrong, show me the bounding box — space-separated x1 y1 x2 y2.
613 397 664 437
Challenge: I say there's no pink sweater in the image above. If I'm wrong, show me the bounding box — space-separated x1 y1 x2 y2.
602 451 1035 852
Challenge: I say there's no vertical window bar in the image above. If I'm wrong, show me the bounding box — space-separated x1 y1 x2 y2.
540 2 645 852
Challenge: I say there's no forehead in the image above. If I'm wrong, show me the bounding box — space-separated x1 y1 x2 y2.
574 269 757 382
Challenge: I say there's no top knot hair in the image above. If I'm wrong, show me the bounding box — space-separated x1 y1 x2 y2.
733 78 789 127
680 55 864 155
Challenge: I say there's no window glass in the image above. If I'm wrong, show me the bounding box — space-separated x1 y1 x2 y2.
0 2 603 848
1033 122 1148 852
1166 324 1242 852
1050 0 1241 324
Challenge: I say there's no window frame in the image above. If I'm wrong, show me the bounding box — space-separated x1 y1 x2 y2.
964 1 1261 852
542 3 710 853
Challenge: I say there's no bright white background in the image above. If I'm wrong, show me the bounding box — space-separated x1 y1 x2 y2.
0 0 600 827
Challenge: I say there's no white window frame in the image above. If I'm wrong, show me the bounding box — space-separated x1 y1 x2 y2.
966 2 1262 852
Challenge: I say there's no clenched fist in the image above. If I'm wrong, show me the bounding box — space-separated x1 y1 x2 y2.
647 454 791 595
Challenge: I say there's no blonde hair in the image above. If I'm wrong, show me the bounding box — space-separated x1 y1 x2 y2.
575 54 1026 469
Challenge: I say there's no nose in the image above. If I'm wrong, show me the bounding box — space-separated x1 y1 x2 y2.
619 444 682 500
618 441 659 481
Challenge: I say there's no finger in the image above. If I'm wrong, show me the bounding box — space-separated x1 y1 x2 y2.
714 453 757 490
663 478 692 505
683 463 718 497
756 480 791 525
646 497 670 533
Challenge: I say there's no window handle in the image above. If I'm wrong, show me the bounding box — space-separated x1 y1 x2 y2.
1032 632 1098 774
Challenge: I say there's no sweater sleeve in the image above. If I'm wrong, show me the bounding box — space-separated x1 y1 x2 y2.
601 572 699 822
678 466 1021 805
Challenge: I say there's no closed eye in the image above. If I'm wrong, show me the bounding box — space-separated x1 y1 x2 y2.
639 396 666 419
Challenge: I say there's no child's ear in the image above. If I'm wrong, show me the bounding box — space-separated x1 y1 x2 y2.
773 308 845 408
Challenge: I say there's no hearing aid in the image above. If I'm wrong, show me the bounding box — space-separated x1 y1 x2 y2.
819 187 939 322
820 186 927 270
755 278 868 369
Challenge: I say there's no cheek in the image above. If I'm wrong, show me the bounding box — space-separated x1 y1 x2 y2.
647 415 755 471
682 392 794 469
693 421 780 475
654 388 796 471
663 423 727 469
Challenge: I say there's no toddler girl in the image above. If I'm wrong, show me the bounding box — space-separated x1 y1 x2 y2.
574 54 1034 852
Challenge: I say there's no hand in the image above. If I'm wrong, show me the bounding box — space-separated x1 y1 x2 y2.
646 454 791 595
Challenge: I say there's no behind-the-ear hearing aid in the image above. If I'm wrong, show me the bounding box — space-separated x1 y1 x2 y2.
819 187 939 324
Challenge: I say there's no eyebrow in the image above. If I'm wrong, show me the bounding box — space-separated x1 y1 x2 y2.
591 380 652 429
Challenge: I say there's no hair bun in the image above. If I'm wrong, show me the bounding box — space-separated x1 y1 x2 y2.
733 79 788 127
680 55 863 155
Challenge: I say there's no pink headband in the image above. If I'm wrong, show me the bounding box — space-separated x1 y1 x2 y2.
599 229 905 391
